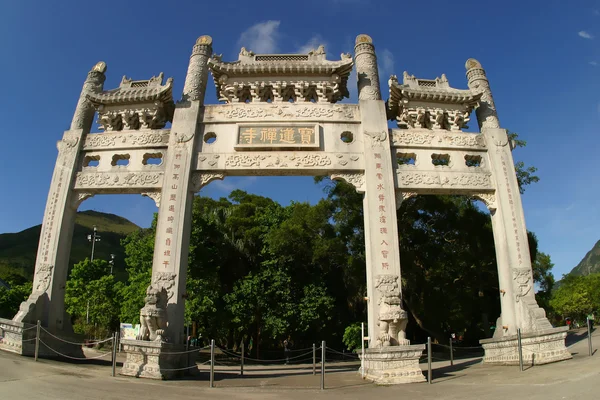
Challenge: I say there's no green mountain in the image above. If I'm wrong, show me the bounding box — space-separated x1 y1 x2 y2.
0 210 140 284
568 240 600 277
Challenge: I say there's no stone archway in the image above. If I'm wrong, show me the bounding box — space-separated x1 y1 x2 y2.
0 33 570 382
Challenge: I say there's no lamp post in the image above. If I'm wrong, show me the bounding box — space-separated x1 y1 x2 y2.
87 225 101 262
109 254 115 275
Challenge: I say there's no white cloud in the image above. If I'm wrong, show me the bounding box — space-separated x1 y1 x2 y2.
594 10 600 16
379 48 395 76
578 31 594 39
238 21 281 53
296 35 327 54
590 61 598 66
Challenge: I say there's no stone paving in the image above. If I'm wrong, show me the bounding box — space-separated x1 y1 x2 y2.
0 328 598 399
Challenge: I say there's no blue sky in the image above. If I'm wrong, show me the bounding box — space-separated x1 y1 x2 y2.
0 0 598 278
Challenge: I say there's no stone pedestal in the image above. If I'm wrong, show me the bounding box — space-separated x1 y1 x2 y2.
0 317 85 359
480 327 571 366
360 345 426 384
120 339 198 380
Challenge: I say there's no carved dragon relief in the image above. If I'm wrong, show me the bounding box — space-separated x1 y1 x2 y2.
512 268 533 303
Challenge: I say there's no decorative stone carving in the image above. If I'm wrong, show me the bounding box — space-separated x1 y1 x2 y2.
388 72 481 131
137 285 168 342
83 131 170 149
209 46 352 104
87 73 175 131
395 191 418 209
223 153 334 169
142 192 161 208
354 34 381 101
364 131 387 147
465 59 501 130
471 193 497 211
210 104 357 120
330 172 365 193
33 264 54 294
512 268 533 303
153 272 177 301
392 131 435 146
75 172 163 189
397 172 492 189
71 192 95 209
190 172 225 192
70 62 106 131
174 131 195 143
443 133 486 148
375 275 409 347
335 154 360 166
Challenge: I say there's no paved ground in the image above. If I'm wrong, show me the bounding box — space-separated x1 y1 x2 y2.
0 328 598 399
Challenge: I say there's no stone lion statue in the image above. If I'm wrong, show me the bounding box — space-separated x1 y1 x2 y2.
136 285 168 342
375 275 409 347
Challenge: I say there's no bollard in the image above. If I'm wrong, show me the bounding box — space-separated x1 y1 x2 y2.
517 329 524 371
321 341 326 390
361 323 365 379
312 343 316 375
588 318 593 357
449 337 454 366
111 332 117 377
241 339 244 376
34 320 41 362
427 337 432 384
210 339 215 388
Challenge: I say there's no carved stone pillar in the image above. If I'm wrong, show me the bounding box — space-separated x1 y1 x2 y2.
467 59 571 365
150 36 212 345
70 62 106 131
354 34 381 101
356 34 425 384
0 63 106 357
182 35 213 104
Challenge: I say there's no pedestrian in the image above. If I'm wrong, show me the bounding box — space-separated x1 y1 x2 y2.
284 337 291 365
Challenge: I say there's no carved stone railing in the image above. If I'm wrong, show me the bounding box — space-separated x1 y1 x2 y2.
83 130 170 150
391 129 486 151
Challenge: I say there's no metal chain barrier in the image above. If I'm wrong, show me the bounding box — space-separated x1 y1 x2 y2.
38 339 113 360
40 327 113 346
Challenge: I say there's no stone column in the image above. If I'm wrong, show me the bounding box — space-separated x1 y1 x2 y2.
150 36 212 345
355 34 381 101
356 35 424 384
467 59 570 365
1 63 106 356
466 59 552 335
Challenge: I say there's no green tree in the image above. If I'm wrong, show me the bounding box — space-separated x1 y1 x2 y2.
550 273 600 321
65 258 119 337
0 281 32 319
508 131 540 193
